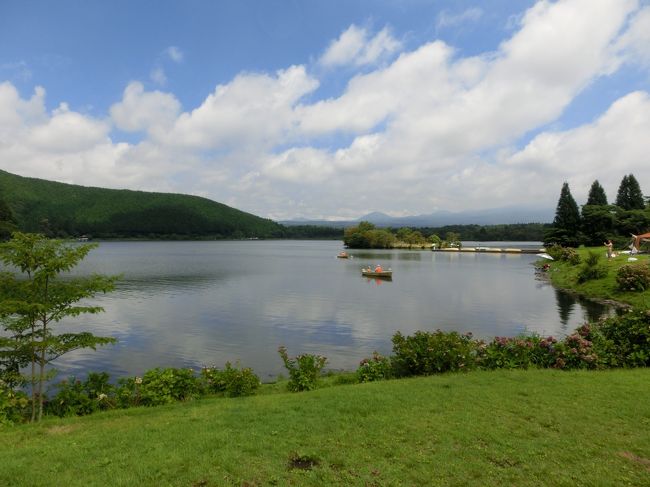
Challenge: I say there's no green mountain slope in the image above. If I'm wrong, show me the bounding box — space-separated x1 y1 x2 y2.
0 170 284 238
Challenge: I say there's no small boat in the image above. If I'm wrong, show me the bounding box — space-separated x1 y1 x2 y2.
361 268 392 279
337 252 349 259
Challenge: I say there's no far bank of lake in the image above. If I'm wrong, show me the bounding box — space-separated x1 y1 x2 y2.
57 240 609 379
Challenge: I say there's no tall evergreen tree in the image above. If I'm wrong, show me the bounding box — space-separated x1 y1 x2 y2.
545 182 581 246
585 180 608 206
615 174 645 210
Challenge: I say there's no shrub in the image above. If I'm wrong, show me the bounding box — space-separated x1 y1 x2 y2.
46 372 115 417
356 352 392 382
0 380 29 425
201 362 260 397
616 263 650 291
391 330 477 377
117 368 202 407
577 251 607 283
278 346 327 392
594 310 650 367
479 335 557 370
546 245 581 265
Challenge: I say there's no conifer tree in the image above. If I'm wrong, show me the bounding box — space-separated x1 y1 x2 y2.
585 180 608 206
545 182 581 246
615 174 645 210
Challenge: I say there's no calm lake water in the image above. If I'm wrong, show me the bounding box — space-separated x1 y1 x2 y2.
52 240 607 380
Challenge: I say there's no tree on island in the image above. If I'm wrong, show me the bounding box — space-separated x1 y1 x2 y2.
615 174 645 210
545 182 581 247
0 233 118 422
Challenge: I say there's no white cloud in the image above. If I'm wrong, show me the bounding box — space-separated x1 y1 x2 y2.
150 67 167 85
615 6 650 68
110 81 181 138
436 7 483 30
166 46 184 63
320 25 401 67
2 0 649 221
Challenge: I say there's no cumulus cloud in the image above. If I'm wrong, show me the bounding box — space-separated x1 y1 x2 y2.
320 25 401 67
110 81 181 138
2 0 649 221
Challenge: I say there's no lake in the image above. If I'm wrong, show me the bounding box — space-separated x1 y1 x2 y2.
53 240 607 380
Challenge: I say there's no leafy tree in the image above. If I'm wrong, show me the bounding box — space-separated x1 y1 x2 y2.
580 205 615 246
0 194 17 241
0 233 118 421
546 182 581 247
585 180 608 206
615 174 645 210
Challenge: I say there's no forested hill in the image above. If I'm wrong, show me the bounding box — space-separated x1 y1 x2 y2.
0 170 284 239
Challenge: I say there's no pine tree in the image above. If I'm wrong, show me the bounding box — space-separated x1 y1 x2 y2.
546 182 581 246
616 174 645 210
585 180 608 206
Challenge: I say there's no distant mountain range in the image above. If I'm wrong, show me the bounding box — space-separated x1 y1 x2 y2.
281 207 554 228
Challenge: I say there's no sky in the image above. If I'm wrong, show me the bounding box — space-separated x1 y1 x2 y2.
1 0 650 221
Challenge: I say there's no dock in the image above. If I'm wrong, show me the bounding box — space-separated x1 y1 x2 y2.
432 247 545 255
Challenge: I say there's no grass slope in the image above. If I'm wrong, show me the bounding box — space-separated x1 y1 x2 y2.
0 170 283 238
545 247 650 308
1 369 649 486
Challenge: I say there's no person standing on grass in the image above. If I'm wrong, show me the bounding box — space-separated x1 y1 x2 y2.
605 240 613 259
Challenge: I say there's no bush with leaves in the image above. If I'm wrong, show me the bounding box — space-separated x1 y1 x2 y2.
116 368 202 407
594 310 650 367
391 330 477 377
0 380 29 425
546 244 581 265
478 335 557 370
46 372 116 417
201 362 260 397
616 263 650 291
356 352 392 382
577 251 607 283
278 346 327 392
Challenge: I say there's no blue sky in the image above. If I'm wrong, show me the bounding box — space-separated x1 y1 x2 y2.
1 0 649 220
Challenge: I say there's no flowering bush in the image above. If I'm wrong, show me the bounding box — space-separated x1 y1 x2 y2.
479 335 558 370
391 330 478 377
46 372 116 417
278 346 327 392
201 362 260 397
116 368 202 407
616 263 650 291
356 352 392 382
594 310 650 367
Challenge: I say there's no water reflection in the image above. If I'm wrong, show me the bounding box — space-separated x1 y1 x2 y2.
554 288 611 329
45 241 614 378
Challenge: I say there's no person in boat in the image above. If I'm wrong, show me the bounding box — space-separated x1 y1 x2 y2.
374 264 383 273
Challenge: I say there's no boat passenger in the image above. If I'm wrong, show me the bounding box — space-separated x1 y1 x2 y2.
375 264 382 273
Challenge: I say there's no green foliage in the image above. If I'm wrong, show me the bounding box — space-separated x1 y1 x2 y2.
391 330 477 377
278 346 327 392
586 180 608 206
595 310 650 367
551 182 581 244
0 380 29 425
577 251 607 283
580 204 615 246
0 169 284 239
478 335 559 370
615 174 645 211
546 244 581 264
343 221 396 248
616 262 650 292
356 352 392 382
200 362 260 397
46 372 116 417
0 232 117 422
136 368 202 406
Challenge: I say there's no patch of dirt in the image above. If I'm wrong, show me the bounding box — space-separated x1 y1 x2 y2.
287 453 320 471
619 451 650 472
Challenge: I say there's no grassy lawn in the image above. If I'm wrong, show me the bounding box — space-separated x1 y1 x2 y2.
1 369 649 486
545 247 650 308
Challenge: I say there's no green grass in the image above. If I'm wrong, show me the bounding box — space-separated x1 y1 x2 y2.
2 369 649 486
545 247 650 308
